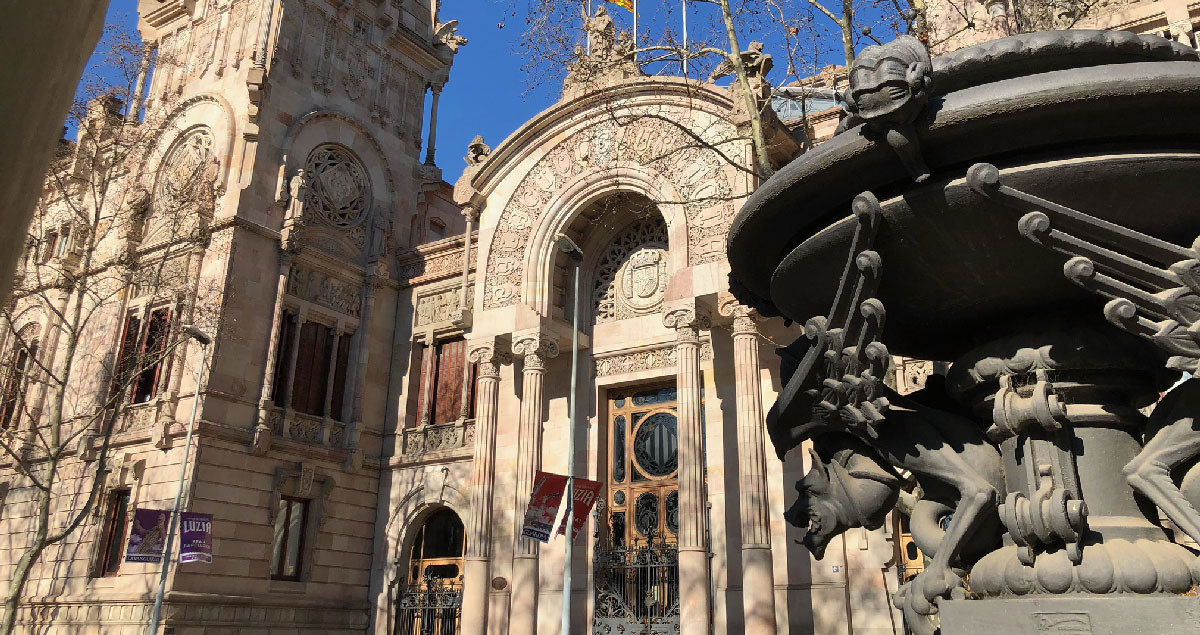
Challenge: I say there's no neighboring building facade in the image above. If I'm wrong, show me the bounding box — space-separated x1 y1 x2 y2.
0 0 465 632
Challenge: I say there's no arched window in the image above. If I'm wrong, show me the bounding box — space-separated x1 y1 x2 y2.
0 338 38 430
406 508 464 587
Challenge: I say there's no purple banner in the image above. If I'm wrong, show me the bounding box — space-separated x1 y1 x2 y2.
126 508 168 563
179 512 213 563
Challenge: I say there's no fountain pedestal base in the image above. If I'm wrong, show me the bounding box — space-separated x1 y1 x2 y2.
939 596 1200 634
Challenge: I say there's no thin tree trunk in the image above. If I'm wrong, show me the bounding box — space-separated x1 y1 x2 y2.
840 0 856 65
1 464 51 634
718 0 776 179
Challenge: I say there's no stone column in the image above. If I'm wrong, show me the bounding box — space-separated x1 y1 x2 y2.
509 330 559 635
253 0 276 68
424 83 443 166
458 205 476 314
258 257 292 410
125 43 153 124
663 302 712 635
461 339 509 635
720 297 777 635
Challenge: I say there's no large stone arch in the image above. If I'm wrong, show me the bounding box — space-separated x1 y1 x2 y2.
279 111 398 265
137 93 237 197
479 109 741 313
385 481 470 571
281 110 397 198
522 163 687 316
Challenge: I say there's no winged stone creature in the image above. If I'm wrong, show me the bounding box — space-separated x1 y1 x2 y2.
708 41 774 83
968 161 1200 550
771 191 1003 635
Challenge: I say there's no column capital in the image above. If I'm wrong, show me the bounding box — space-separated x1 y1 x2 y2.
718 292 758 336
468 337 512 378
663 301 711 343
461 204 479 223
511 329 560 371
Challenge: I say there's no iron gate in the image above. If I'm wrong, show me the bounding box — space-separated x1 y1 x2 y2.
593 532 680 634
394 576 462 635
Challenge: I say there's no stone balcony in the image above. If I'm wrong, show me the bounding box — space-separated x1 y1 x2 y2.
265 406 348 449
396 418 474 466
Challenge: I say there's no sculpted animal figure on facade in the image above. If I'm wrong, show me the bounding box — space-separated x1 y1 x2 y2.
968 160 1200 550
772 192 1003 635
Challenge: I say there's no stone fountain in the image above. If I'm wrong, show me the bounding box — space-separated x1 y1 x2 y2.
727 30 1200 635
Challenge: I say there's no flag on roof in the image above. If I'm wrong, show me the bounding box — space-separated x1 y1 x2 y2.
602 0 634 12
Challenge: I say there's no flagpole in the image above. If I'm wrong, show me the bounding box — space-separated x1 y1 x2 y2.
585 0 592 55
681 0 688 75
633 0 638 62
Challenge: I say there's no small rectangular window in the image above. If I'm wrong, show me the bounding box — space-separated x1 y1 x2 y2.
95 489 130 577
54 227 70 258
270 496 309 581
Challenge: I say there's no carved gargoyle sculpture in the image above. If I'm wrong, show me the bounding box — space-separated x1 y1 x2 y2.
774 191 1003 635
968 161 1200 549
842 35 933 182
709 41 774 83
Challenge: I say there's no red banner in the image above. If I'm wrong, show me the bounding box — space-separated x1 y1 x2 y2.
521 471 568 543
557 477 603 540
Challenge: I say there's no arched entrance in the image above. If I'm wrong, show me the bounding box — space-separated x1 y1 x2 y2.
395 508 464 634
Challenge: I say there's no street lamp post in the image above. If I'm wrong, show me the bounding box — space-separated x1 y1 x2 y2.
147 325 211 635
555 234 583 635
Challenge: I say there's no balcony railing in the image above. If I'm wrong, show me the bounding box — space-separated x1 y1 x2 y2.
265 406 348 449
399 419 474 461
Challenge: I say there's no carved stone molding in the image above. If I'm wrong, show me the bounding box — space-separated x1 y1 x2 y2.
415 286 473 328
594 341 713 377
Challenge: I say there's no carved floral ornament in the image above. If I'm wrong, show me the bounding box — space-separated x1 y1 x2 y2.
482 115 738 311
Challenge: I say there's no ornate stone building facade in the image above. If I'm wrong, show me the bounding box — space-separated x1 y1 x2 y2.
373 35 902 635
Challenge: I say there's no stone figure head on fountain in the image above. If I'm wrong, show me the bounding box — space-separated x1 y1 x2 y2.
843 35 932 127
786 436 901 560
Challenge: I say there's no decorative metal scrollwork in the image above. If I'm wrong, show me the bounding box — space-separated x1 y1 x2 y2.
635 492 659 537
633 413 678 477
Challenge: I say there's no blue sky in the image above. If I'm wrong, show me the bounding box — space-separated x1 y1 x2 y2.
90 0 879 183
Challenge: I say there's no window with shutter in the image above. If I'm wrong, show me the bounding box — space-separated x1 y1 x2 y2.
413 338 475 426
271 311 297 407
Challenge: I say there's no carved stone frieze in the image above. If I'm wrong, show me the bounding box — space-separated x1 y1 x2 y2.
594 341 713 377
483 115 737 310
396 242 473 286
286 265 361 317
415 287 472 327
